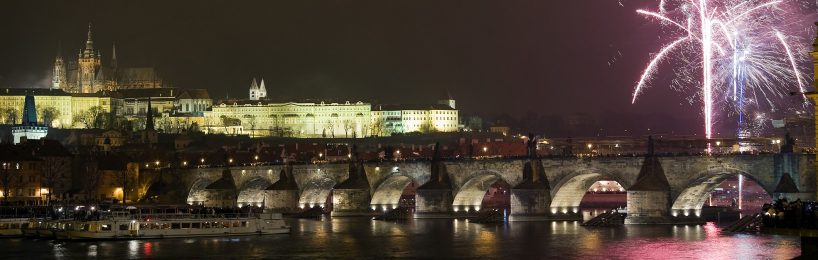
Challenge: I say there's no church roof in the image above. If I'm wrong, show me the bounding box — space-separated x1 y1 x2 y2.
176 89 210 99
119 67 160 82
119 88 178 99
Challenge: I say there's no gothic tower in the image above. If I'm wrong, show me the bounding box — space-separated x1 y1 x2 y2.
249 78 260 100
78 23 102 93
258 78 268 99
52 42 66 90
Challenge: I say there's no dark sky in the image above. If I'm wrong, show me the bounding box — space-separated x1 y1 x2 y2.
0 0 815 136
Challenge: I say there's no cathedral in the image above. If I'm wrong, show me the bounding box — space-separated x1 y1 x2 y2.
52 24 164 93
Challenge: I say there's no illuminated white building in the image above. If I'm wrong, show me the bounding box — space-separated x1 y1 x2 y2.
206 100 371 138
371 104 459 136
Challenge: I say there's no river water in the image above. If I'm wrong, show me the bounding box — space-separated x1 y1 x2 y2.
0 218 801 259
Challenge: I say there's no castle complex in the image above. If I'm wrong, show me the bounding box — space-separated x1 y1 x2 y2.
1 24 460 138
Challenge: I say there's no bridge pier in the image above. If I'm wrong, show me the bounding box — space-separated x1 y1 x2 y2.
331 160 372 217
415 189 454 218
624 152 676 224
509 158 551 221
204 168 238 208
264 167 300 213
414 143 454 218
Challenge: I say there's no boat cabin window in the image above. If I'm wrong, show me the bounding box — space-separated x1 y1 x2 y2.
162 223 170 229
119 224 128 231
222 222 230 228
241 221 247 227
171 223 181 229
181 223 191 229
192 223 201 229
233 221 240 228
203 222 211 228
101 224 111 231
0 224 8 229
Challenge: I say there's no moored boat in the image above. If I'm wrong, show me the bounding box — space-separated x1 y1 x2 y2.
0 218 28 237
58 212 289 240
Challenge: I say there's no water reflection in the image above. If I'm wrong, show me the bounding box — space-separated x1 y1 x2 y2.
0 218 801 259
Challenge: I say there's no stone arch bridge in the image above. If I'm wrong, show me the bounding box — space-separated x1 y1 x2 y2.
148 153 815 223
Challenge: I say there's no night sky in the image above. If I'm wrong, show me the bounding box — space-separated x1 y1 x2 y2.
1 0 816 136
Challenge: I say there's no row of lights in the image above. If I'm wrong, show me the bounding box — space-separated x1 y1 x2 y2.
550 207 580 214
453 205 481 212
670 209 702 218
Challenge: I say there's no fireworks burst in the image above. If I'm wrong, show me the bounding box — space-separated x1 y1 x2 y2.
630 0 816 139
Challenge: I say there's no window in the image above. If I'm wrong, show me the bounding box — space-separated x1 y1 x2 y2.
119 224 128 231
171 223 181 229
181 223 191 229
101 224 111 231
192 223 201 229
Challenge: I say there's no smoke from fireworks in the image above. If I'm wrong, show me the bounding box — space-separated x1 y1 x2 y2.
630 0 816 139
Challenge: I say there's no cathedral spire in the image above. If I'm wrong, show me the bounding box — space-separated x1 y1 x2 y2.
111 42 118 68
85 23 94 52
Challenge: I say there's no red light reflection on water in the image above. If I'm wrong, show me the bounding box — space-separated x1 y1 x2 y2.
143 242 153 257
605 224 800 260
703 222 719 239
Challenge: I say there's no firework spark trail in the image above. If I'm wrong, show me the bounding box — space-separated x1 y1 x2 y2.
700 0 714 139
632 37 689 103
775 31 807 98
630 0 813 139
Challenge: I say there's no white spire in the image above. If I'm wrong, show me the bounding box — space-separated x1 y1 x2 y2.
258 78 267 99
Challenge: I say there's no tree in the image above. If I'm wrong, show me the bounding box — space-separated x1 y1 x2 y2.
73 106 107 129
342 119 354 138
245 115 257 137
83 158 102 202
419 121 436 134
40 156 68 204
325 120 335 138
370 118 385 137
1 108 19 125
40 107 61 127
0 161 16 201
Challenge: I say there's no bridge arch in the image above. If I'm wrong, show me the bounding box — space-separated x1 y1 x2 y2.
670 167 771 217
549 170 630 214
186 177 214 205
452 171 509 212
370 172 418 210
237 177 272 207
298 176 336 209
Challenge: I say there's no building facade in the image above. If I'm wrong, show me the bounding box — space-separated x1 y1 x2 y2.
371 104 459 136
207 100 371 138
0 88 120 129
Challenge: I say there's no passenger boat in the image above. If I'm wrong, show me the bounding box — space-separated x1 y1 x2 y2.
0 218 28 237
21 219 41 237
57 212 289 240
